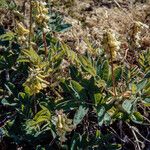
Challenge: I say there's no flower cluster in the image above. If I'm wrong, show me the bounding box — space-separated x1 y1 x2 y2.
20 49 51 95
102 29 120 60
129 21 149 48
23 67 49 95
55 110 74 142
15 22 29 45
32 0 50 33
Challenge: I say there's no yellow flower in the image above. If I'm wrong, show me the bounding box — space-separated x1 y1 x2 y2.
102 30 120 60
32 0 50 31
16 22 29 36
122 91 132 98
130 21 149 48
57 114 63 129
23 71 49 95
42 8 49 14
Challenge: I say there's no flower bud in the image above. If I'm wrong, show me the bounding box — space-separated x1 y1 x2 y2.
122 91 132 98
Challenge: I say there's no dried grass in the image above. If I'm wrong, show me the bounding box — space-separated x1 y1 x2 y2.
51 0 150 52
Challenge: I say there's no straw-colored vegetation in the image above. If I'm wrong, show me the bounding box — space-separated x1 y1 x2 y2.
0 0 150 149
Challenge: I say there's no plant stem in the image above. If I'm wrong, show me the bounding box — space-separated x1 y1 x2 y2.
109 48 116 96
29 0 32 49
31 95 37 115
22 0 27 15
126 123 142 150
43 32 48 56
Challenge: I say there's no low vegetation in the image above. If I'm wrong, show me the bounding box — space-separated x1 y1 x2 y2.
0 0 150 149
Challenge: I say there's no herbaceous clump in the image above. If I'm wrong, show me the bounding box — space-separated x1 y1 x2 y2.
102 29 120 60
15 22 29 45
32 0 50 33
0 0 150 149
129 21 149 48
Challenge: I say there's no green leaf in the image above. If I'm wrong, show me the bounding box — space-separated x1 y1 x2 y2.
136 79 147 93
145 98 150 103
96 79 106 88
0 32 15 41
94 93 102 105
97 106 111 126
103 113 111 125
73 105 89 126
1 99 17 106
97 106 105 124
34 106 51 121
70 133 82 150
70 80 87 100
78 55 96 76
131 83 137 94
0 0 8 8
114 66 122 82
60 80 71 93
55 24 72 32
131 112 143 124
26 106 51 128
4 82 18 96
108 66 122 86
107 143 122 150
56 100 79 112
36 145 46 150
18 49 41 65
143 98 150 106
143 83 150 97
101 60 109 81
63 44 78 62
122 100 134 114
96 129 101 138
69 66 82 81
70 80 84 92
144 71 150 78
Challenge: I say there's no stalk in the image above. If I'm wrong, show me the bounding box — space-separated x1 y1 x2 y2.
43 32 48 56
29 0 37 115
109 48 116 96
29 0 32 49
31 95 37 115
